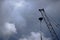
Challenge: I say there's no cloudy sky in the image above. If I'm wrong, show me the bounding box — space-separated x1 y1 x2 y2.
0 0 60 40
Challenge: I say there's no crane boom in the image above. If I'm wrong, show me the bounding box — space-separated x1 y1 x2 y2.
39 9 59 40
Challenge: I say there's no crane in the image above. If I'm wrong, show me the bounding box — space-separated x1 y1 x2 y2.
38 9 59 40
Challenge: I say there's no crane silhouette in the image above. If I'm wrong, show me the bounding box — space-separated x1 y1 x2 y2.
39 9 59 40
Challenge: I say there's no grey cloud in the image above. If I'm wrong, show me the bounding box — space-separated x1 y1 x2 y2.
0 0 60 40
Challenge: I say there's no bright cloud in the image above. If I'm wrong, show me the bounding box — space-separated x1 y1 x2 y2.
15 1 25 8
2 22 17 35
19 32 51 40
0 22 17 40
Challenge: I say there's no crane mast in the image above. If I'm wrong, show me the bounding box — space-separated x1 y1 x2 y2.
39 9 59 40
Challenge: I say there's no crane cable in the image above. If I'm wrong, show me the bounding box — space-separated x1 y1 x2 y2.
42 11 59 40
47 14 60 29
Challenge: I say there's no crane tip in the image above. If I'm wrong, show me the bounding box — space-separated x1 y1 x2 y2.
39 8 44 11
